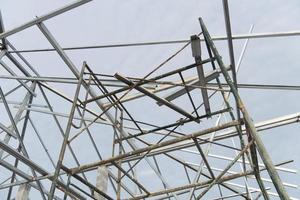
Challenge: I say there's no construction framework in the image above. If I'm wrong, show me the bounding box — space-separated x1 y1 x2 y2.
0 0 299 199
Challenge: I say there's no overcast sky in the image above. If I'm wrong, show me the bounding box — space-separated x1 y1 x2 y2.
1 0 300 199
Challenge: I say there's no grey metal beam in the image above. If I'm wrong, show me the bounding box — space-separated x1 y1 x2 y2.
6 40 40 75
157 67 224 106
222 0 236 85
48 63 85 198
2 73 300 91
0 11 6 49
0 0 93 39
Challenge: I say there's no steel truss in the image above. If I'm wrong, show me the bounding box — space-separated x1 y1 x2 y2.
0 1 298 200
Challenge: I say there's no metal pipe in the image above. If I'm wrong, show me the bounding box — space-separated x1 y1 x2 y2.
7 30 300 53
199 17 290 200
48 63 85 199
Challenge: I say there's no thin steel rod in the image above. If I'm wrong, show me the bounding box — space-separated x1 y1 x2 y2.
116 108 230 142
187 162 297 189
114 118 298 168
5 40 40 75
220 25 254 199
102 81 300 108
7 30 300 53
222 0 237 85
28 117 63 179
192 138 216 180
196 141 253 199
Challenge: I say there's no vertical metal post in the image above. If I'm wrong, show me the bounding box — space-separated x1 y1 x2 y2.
191 35 211 114
199 17 290 200
222 0 236 84
117 110 123 200
0 11 6 49
48 63 86 199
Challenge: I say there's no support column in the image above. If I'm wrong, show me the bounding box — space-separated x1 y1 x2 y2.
94 166 109 200
15 184 31 200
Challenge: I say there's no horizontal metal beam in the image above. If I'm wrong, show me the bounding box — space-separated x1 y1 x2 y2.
7 30 300 53
69 120 241 174
114 111 300 167
131 170 253 200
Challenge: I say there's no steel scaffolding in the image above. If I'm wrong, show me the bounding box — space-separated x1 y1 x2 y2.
0 1 298 199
